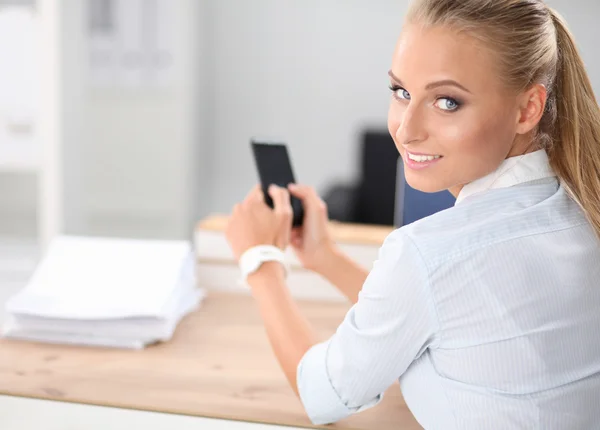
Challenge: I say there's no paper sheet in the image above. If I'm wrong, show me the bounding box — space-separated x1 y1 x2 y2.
6 236 191 319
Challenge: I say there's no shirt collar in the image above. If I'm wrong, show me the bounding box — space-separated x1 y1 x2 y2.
455 149 556 205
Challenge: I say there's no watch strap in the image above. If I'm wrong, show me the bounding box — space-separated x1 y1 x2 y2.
238 245 288 288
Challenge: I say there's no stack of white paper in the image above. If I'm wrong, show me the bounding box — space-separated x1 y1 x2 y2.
2 236 204 349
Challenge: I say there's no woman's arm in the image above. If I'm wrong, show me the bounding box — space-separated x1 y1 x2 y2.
249 230 438 426
225 186 320 395
287 184 369 304
312 245 369 304
225 185 437 426
247 261 317 395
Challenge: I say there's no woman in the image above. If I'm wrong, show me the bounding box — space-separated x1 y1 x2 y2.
225 0 600 428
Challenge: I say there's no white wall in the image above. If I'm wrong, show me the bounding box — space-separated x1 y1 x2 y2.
208 0 407 212
79 0 207 240
547 0 600 97
209 0 600 213
0 173 37 236
1 0 599 240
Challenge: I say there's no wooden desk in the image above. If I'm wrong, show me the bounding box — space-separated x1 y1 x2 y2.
0 291 421 430
197 214 395 246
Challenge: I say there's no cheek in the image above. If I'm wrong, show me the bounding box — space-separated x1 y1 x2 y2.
440 111 516 177
439 120 463 142
434 111 492 152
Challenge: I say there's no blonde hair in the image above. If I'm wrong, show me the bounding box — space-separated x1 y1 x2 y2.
407 0 600 238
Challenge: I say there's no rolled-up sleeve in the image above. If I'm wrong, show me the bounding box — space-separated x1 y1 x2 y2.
297 229 439 425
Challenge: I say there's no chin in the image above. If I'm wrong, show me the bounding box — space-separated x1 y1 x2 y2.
404 172 449 194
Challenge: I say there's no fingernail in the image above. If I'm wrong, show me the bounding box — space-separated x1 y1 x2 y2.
288 183 297 189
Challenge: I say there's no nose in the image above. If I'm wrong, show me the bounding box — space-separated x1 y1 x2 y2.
395 103 428 147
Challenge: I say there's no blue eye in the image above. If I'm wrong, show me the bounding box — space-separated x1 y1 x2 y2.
435 97 461 111
389 85 410 101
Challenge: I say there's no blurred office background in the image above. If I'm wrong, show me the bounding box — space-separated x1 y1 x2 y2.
0 0 599 287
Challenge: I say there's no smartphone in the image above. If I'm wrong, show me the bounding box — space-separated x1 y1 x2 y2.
251 139 304 227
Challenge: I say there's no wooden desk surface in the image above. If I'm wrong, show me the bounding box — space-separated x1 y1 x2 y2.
0 292 421 430
197 214 395 246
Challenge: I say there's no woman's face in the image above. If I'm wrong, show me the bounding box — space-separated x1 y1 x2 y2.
387 24 529 195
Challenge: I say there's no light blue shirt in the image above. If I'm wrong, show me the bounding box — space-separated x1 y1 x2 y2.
297 150 600 429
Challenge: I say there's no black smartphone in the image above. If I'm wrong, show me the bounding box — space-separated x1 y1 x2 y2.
251 139 304 227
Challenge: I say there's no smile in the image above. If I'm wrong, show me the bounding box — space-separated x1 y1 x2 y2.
406 151 442 162
404 151 443 170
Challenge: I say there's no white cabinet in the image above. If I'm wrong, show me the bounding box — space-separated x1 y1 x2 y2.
0 2 54 251
0 4 39 173
1 0 208 251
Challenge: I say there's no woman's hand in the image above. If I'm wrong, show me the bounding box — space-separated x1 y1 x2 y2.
288 184 337 272
226 184 294 261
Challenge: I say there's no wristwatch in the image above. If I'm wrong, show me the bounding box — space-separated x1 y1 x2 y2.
238 245 288 287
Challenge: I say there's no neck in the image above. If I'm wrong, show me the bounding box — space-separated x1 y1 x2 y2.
448 185 462 198
448 138 541 199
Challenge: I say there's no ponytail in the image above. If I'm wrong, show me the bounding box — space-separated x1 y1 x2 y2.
545 8 600 238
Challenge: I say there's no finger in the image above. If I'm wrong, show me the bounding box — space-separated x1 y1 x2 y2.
269 184 293 224
291 228 302 241
291 236 303 248
243 184 262 204
288 183 327 215
288 183 319 205
269 184 292 213
242 186 264 211
269 185 293 249
287 183 311 198
253 185 265 202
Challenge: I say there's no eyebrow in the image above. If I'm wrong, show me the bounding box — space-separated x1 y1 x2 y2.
388 70 472 94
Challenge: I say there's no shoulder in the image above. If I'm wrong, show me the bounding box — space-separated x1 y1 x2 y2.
368 227 430 296
397 180 587 269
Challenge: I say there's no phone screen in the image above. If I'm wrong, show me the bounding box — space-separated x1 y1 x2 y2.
251 140 304 227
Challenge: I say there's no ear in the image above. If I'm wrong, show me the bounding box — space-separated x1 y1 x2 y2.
515 83 547 135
